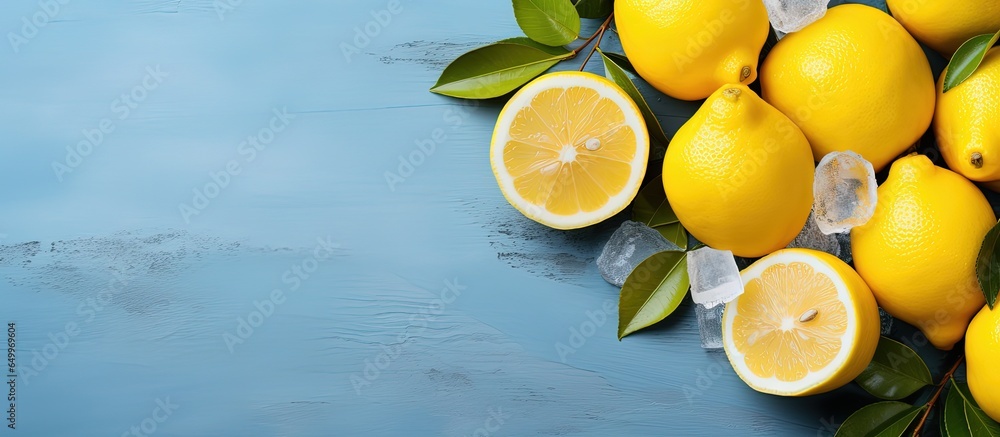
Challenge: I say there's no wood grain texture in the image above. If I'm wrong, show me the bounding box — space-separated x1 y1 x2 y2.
0 0 945 436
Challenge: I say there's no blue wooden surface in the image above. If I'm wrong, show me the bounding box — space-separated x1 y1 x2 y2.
0 1 951 436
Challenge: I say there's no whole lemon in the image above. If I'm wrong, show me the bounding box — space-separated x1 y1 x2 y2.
852 155 995 350
936 47 1000 187
760 4 936 172
887 0 1000 56
615 0 769 101
663 84 813 258
966 305 1000 422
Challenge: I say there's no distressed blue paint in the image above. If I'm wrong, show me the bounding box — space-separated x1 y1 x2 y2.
0 1 947 436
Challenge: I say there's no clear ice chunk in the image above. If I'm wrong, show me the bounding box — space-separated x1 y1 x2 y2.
597 221 681 287
813 151 878 235
687 248 744 350
763 0 831 34
687 247 744 308
696 303 725 349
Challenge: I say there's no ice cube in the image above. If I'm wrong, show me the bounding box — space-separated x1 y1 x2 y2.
597 221 681 287
696 303 725 349
763 0 831 34
687 247 744 308
813 151 878 235
879 308 893 335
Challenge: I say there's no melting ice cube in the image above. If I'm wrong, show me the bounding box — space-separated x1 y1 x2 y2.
763 0 831 34
813 151 878 235
597 221 681 287
687 247 744 309
696 303 725 350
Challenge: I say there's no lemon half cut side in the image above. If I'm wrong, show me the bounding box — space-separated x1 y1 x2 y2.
490 71 649 230
722 249 880 396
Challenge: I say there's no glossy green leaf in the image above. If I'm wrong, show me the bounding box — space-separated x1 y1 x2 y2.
497 36 573 56
647 205 680 230
512 0 581 46
950 379 1000 436
572 0 613 19
944 383 973 437
855 336 933 400
632 175 687 249
881 407 924 436
632 175 678 227
970 408 1000 436
599 50 670 146
942 392 955 437
601 51 638 76
943 29 1000 92
977 220 1000 309
618 251 688 339
655 224 688 251
835 401 924 437
430 42 572 99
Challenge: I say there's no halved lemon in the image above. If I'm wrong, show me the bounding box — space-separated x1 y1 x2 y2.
722 249 880 396
490 71 649 230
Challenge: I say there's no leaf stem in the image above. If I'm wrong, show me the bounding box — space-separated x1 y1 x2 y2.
911 355 965 437
571 13 614 62
580 20 608 71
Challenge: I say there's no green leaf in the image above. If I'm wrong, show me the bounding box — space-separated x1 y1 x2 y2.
618 251 689 339
632 175 678 227
943 393 955 437
430 41 572 99
497 36 573 56
950 379 1000 436
835 401 925 437
655 224 688 251
970 408 1000 437
512 0 581 47
943 29 1000 92
601 51 638 76
632 175 687 249
977 220 1000 309
855 336 933 400
599 50 670 146
572 0 613 19
944 383 973 437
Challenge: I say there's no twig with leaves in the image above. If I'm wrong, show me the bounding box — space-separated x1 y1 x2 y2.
430 0 619 99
